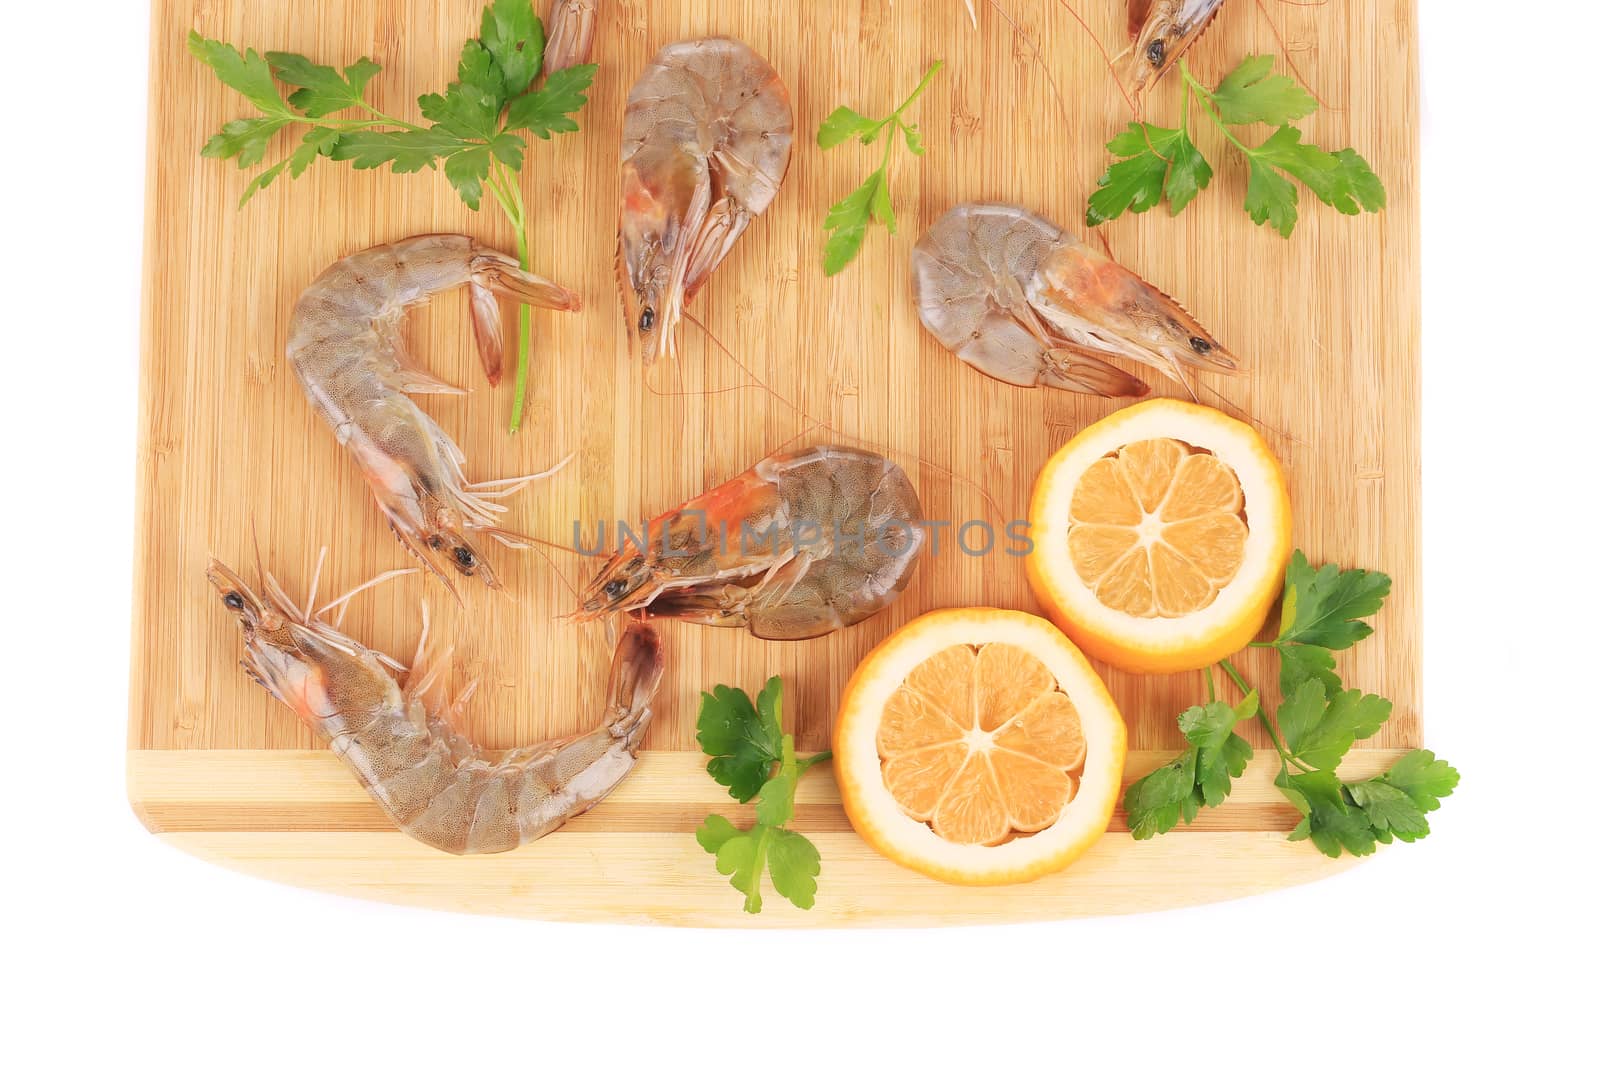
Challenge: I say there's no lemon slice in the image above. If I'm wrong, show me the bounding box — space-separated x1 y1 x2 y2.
1027 398 1291 674
835 608 1126 885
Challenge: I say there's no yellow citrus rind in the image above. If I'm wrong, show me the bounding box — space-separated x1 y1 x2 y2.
835 608 1127 886
1026 399 1292 674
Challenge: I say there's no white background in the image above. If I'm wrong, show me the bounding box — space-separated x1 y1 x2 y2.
2 1 1594 1062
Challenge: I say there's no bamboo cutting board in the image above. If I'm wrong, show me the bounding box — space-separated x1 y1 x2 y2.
128 0 1420 925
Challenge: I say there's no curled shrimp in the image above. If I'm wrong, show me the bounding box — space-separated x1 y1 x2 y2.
544 0 597 72
616 37 794 365
910 202 1235 398
575 446 925 640
287 234 579 591
1123 0 1227 96
207 559 663 855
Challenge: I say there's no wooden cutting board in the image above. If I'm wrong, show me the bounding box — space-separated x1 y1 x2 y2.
128 0 1420 925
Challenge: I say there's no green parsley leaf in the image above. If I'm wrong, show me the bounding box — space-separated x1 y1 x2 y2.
818 61 941 274
1277 551 1392 650
444 145 491 209
1346 780 1430 842
1381 749 1460 813
1124 692 1255 837
1209 53 1317 126
1277 641 1341 699
1331 149 1387 212
488 132 526 171
238 127 342 206
266 52 381 118
1243 126 1387 236
419 82 502 140
1163 131 1213 215
698 817 769 913
455 40 500 100
1124 749 1196 839
822 170 882 276
329 128 468 173
817 106 877 149
237 159 291 206
1277 768 1377 858
694 678 829 913
1243 157 1301 237
477 0 544 98
765 829 822 909
1278 680 1391 771
1087 123 1174 225
1086 122 1210 226
1086 55 1385 238
187 32 291 116
755 736 801 826
506 63 598 138
200 116 291 166
696 678 783 802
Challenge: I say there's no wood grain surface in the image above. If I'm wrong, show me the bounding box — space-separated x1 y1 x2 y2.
129 0 1420 924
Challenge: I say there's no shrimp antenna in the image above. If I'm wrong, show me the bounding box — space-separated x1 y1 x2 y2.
1049 0 1143 119
316 567 421 629
249 514 266 590
1195 379 1308 449
981 0 1069 123
303 545 329 620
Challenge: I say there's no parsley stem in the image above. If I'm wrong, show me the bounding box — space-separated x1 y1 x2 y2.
1205 665 1216 703
1182 61 1253 156
481 156 535 434
888 60 943 122
349 102 428 133
796 750 833 774
1217 658 1312 772
506 167 534 434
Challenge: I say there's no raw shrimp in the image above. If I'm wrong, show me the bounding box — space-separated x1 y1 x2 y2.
616 37 794 365
287 234 579 590
208 559 663 855
576 446 924 640
544 0 597 73
910 202 1234 398
1123 0 1227 96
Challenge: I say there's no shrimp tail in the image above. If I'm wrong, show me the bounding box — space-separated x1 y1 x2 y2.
544 0 597 73
1043 345 1153 398
466 250 582 385
682 196 753 303
604 622 665 741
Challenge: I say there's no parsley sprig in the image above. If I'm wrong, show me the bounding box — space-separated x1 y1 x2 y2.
1088 55 1385 237
694 678 831 913
1124 552 1458 857
189 0 597 433
817 60 942 276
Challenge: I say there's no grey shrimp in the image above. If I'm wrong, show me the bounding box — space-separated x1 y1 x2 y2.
208 559 663 855
286 234 579 590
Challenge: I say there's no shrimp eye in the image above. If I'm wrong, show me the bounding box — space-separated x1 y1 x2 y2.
603 578 628 600
223 592 244 610
453 546 475 569
428 535 444 550
1146 39 1166 66
1189 336 1213 354
639 307 655 332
